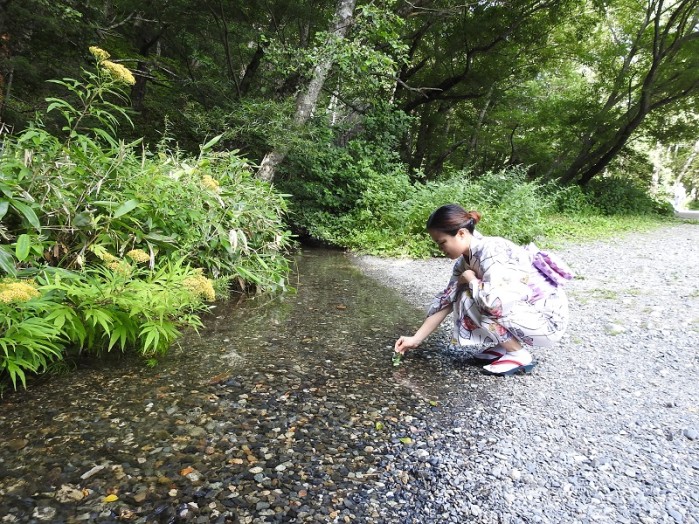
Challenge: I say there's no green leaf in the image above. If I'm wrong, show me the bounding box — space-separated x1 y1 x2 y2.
143 232 177 243
0 200 9 220
108 324 129 352
11 201 40 230
399 437 413 444
91 127 119 148
72 212 93 228
0 183 14 198
0 245 16 276
15 234 31 261
113 199 139 219
83 308 114 335
5 361 27 389
200 134 223 152
140 325 160 354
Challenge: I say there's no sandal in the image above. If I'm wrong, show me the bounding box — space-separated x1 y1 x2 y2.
472 345 507 362
482 349 535 376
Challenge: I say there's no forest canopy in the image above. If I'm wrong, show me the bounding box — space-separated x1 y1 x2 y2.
1 0 697 201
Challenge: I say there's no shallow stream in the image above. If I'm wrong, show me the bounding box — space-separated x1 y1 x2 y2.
0 249 484 523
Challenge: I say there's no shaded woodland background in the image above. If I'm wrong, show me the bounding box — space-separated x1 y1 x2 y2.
1 0 697 196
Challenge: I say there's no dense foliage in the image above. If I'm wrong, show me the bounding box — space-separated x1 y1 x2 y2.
291 161 674 257
0 53 292 388
1 1 696 197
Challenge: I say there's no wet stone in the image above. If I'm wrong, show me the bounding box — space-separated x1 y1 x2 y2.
6 439 29 452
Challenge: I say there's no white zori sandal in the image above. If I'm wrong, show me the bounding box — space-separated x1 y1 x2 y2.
482 349 535 376
472 345 507 362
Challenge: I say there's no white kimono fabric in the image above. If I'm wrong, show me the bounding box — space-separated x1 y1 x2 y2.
427 234 570 350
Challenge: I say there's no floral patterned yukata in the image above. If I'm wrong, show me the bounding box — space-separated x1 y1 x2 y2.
427 233 570 351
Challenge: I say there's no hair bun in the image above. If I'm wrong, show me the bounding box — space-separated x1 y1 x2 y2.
467 211 482 225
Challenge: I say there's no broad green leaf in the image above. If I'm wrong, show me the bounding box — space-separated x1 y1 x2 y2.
15 234 31 261
113 199 139 219
72 212 92 228
0 184 14 198
0 200 9 219
0 246 17 275
11 201 40 229
200 134 223 152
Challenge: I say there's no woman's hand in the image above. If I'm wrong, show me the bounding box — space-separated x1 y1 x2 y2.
394 335 422 355
394 305 452 357
458 269 477 286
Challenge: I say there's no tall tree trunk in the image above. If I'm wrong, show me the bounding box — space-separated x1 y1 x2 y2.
409 107 432 173
130 25 168 112
467 84 494 155
239 43 266 96
0 1 11 118
208 0 241 96
257 0 357 183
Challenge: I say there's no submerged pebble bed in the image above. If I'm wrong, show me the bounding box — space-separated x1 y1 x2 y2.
1 223 698 523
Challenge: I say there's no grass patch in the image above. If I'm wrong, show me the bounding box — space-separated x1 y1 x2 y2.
535 214 676 248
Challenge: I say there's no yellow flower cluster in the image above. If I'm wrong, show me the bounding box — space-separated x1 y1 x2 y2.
102 60 136 86
89 46 110 62
93 249 133 275
107 260 133 275
126 249 150 264
95 250 117 263
0 280 40 304
201 175 221 192
183 274 216 302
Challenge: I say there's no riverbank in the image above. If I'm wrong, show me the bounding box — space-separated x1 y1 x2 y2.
352 221 699 522
1 224 697 523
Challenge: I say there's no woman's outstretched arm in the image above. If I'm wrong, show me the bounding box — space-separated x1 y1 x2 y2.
394 305 452 355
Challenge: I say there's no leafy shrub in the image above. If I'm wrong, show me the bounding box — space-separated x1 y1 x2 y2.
0 280 65 388
0 55 293 294
294 164 557 256
0 260 212 388
280 134 410 238
0 48 294 389
583 176 674 216
41 260 209 356
541 182 596 215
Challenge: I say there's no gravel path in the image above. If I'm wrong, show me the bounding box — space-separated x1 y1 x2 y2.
351 222 699 523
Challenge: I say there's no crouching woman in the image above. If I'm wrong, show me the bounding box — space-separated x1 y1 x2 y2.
394 204 572 376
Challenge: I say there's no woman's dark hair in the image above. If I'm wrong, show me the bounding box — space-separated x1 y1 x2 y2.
426 204 482 235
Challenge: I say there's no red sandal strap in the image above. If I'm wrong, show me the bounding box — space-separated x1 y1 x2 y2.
489 358 526 368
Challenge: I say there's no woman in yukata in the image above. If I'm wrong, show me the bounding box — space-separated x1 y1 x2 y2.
394 204 572 376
